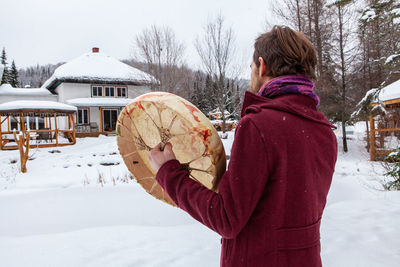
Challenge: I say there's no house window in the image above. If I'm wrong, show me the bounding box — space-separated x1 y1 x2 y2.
105 86 115 97
92 86 103 97
36 118 45 129
77 108 89 124
10 117 19 131
117 87 127 97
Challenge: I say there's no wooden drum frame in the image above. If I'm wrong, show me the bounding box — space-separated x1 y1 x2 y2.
116 92 226 206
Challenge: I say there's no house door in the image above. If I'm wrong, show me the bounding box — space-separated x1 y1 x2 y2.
103 109 118 132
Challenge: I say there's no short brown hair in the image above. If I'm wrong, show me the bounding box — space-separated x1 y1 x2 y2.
253 26 317 79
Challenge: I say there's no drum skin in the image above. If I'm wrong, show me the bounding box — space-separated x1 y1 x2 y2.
116 92 226 207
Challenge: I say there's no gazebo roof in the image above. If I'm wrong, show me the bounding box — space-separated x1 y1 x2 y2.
379 79 400 103
0 100 77 116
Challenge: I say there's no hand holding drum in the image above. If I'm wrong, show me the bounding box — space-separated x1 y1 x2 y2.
116 92 226 206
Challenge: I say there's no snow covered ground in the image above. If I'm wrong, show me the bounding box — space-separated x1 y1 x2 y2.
0 125 399 267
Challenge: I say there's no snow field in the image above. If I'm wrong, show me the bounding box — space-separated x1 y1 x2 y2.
322 124 400 266
0 125 399 266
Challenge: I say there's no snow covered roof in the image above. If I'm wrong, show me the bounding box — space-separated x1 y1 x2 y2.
378 79 400 102
208 107 231 115
0 83 52 96
42 50 155 90
66 98 133 107
0 100 77 113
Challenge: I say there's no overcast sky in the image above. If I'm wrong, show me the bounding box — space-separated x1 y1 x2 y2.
1 0 277 77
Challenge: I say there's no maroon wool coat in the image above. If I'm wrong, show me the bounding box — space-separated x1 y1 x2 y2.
156 91 337 267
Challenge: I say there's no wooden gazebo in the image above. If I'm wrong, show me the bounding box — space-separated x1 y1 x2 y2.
0 100 77 150
208 108 237 132
369 80 400 161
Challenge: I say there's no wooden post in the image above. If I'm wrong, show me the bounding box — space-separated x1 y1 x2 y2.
24 131 31 172
72 114 76 144
20 113 25 147
13 130 30 173
100 107 103 134
370 115 376 161
49 115 52 141
54 113 58 146
26 116 30 131
365 120 370 152
0 115 3 150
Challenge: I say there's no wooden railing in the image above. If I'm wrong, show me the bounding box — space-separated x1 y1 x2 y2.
0 128 76 150
369 115 400 161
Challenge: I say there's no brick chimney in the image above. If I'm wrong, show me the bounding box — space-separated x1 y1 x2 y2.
92 47 99 53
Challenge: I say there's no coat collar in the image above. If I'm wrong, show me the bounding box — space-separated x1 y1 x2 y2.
241 91 336 129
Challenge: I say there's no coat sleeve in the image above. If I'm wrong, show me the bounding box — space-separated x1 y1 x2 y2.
156 116 269 239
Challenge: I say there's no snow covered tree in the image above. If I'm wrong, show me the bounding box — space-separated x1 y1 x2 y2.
232 82 243 120
18 63 61 88
383 145 400 190
270 0 400 154
189 71 202 108
351 0 400 153
351 88 385 151
359 0 400 88
189 71 211 115
1 47 9 85
9 60 19 88
225 80 232 115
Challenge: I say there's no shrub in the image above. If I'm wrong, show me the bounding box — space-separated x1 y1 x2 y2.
383 146 400 190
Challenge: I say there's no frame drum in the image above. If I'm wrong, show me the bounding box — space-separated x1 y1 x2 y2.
116 92 226 206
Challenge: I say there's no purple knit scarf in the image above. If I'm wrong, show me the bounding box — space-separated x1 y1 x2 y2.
257 75 320 106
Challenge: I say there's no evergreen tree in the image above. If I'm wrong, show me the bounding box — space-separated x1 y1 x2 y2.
9 60 19 88
188 72 204 114
202 74 214 114
225 79 235 115
231 81 242 120
1 47 9 84
359 0 400 87
190 79 200 108
383 145 400 190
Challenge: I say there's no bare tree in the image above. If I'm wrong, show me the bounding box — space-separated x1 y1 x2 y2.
270 0 339 119
134 25 185 93
195 14 238 133
328 0 358 153
271 0 304 31
271 0 400 154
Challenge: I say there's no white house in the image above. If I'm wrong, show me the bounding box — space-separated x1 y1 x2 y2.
0 47 154 137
